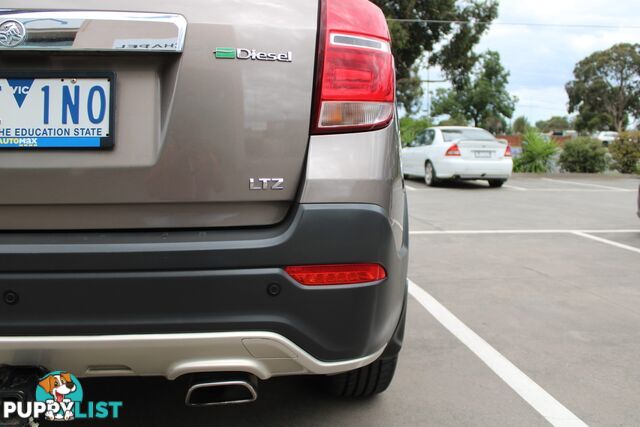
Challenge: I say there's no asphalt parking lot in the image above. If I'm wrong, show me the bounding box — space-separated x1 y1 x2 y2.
73 175 639 427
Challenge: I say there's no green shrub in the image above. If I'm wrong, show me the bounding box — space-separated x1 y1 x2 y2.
400 116 432 147
559 137 607 173
609 132 640 174
513 130 558 173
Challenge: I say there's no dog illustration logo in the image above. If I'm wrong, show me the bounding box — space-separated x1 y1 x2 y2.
35 371 84 421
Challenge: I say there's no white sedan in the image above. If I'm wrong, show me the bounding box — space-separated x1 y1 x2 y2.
595 131 619 147
401 126 513 188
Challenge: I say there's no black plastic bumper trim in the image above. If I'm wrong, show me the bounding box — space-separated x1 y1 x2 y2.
0 203 409 362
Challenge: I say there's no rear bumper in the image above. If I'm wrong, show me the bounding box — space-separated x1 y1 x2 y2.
0 331 385 380
436 158 513 179
0 203 409 377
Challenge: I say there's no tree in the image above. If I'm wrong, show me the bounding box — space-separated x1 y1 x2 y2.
437 116 468 126
482 115 508 134
566 43 640 133
431 51 517 130
513 116 531 134
399 116 432 146
535 116 572 133
372 0 499 113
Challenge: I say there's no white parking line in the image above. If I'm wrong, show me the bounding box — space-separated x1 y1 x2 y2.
503 184 528 191
411 229 640 235
572 231 640 255
514 189 634 192
408 280 588 427
406 183 633 192
541 178 630 192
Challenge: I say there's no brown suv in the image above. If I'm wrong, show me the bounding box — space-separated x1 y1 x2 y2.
0 0 408 406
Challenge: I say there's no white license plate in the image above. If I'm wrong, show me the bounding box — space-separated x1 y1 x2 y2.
0 74 114 149
474 151 492 158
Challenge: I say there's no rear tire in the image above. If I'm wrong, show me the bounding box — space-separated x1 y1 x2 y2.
424 162 439 187
488 179 506 188
328 356 398 398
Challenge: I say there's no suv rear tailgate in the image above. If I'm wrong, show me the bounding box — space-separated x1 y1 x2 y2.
0 1 318 230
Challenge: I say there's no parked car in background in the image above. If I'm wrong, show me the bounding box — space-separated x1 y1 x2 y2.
595 131 619 147
551 130 578 139
402 126 513 188
535 134 552 143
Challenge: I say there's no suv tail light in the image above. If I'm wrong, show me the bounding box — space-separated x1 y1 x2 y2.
285 264 387 286
445 144 461 157
311 0 395 134
505 145 513 157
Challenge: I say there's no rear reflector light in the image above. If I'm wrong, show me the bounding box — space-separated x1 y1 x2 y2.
312 0 395 134
285 264 387 286
505 145 512 157
446 144 461 157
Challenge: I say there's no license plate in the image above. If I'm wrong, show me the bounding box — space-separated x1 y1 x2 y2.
0 73 114 149
474 151 492 158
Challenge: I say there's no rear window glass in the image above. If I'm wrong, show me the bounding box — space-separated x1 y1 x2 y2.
442 129 496 142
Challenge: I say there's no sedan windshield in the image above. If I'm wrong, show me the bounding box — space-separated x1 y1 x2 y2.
442 128 496 142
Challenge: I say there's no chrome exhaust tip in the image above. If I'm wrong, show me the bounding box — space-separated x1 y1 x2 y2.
185 373 258 407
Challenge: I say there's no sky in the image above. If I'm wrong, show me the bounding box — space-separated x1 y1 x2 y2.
422 0 640 124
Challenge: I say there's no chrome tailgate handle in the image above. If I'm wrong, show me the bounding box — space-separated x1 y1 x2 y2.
0 10 187 52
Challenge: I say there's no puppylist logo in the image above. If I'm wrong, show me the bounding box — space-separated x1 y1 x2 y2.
2 371 123 422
